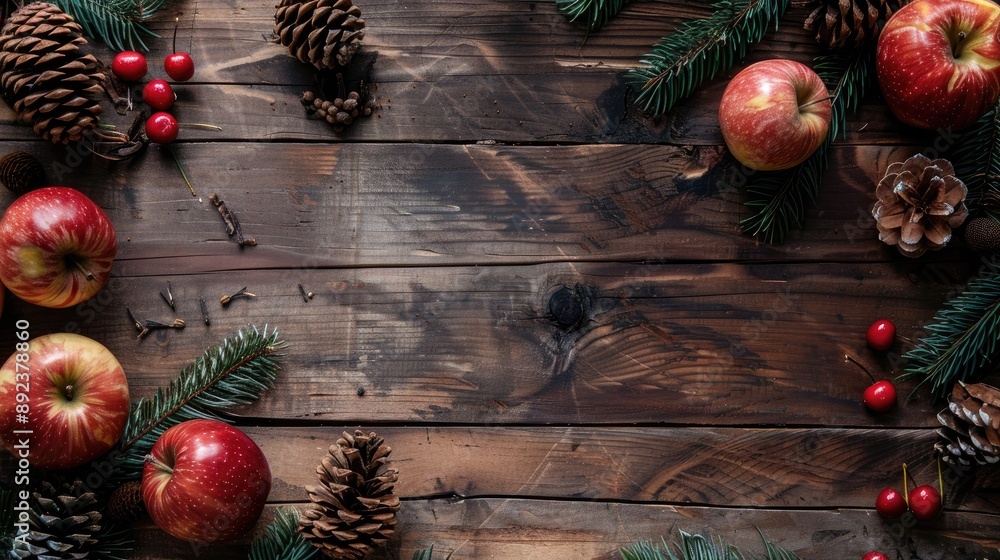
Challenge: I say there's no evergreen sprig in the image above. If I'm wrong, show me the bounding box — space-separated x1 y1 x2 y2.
554 0 630 32
115 325 284 479
739 46 874 243
51 0 167 51
627 0 789 116
620 529 802 560
248 507 316 560
948 99 1000 210
901 267 1000 399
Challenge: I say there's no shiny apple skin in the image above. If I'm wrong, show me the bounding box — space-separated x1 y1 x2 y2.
0 333 129 469
142 419 272 542
0 187 117 308
718 59 832 171
877 0 1000 129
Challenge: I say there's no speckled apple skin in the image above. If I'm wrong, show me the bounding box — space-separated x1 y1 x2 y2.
143 419 272 542
877 0 1000 130
0 333 129 469
718 59 832 171
0 187 117 308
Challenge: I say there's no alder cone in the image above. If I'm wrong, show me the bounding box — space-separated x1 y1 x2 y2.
0 150 45 194
298 430 400 559
275 0 365 71
0 2 105 144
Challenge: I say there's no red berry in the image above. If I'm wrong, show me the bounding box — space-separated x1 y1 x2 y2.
909 484 942 521
112 51 147 82
145 112 178 144
164 52 195 82
866 319 896 351
863 379 897 412
142 79 175 111
875 487 907 518
863 553 888 560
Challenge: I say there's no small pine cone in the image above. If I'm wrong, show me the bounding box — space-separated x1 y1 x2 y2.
0 2 106 144
298 430 400 559
0 151 45 194
106 480 146 524
10 479 102 560
804 0 909 49
275 0 366 71
936 381 1000 466
872 153 969 258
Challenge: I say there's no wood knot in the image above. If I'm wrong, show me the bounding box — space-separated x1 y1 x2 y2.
547 285 590 330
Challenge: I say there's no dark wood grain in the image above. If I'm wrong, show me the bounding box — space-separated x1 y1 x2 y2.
0 261 971 426
129 501 1000 560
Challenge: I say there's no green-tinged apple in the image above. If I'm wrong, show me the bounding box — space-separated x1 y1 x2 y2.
718 59 832 171
877 0 1000 129
0 333 129 469
142 419 271 542
0 187 117 308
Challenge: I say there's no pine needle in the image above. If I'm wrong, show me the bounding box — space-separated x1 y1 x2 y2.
52 0 166 51
948 98 1000 210
412 545 435 560
739 45 874 242
901 266 1000 399
0 485 14 555
554 0 629 32
115 325 285 480
621 529 800 560
627 0 789 116
249 507 317 560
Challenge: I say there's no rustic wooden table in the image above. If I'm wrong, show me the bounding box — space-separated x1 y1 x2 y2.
1 0 999 558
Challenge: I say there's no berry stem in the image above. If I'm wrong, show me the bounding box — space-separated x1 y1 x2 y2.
902 463 909 507
937 456 944 499
845 354 877 384
172 17 179 54
167 145 197 197
178 123 222 131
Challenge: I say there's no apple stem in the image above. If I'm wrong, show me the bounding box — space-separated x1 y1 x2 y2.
799 95 834 111
67 256 96 281
145 453 174 474
845 354 876 384
954 31 967 58
64 384 73 401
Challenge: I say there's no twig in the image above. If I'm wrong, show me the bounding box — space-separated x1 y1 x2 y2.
209 193 257 246
160 281 175 310
137 319 186 340
199 297 210 326
220 287 256 306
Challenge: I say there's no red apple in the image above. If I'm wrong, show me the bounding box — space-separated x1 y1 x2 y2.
0 333 129 469
0 187 117 308
142 419 271 542
877 0 1000 129
718 59 832 171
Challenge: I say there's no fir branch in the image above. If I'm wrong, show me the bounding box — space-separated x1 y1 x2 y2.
413 545 435 560
948 98 1000 210
249 507 316 560
739 45 874 242
627 0 789 116
621 529 803 560
901 267 1000 399
115 325 284 480
52 0 167 51
93 523 136 560
554 0 629 32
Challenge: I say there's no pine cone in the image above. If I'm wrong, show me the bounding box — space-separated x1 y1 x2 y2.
275 0 366 71
936 381 1000 466
872 153 969 258
0 2 106 144
804 0 908 49
0 151 45 194
105 480 146 525
298 430 400 559
9 480 102 560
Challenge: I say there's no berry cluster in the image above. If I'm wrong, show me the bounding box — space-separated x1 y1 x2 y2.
110 28 195 144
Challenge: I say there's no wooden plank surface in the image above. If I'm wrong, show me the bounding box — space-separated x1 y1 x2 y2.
1 0 998 557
